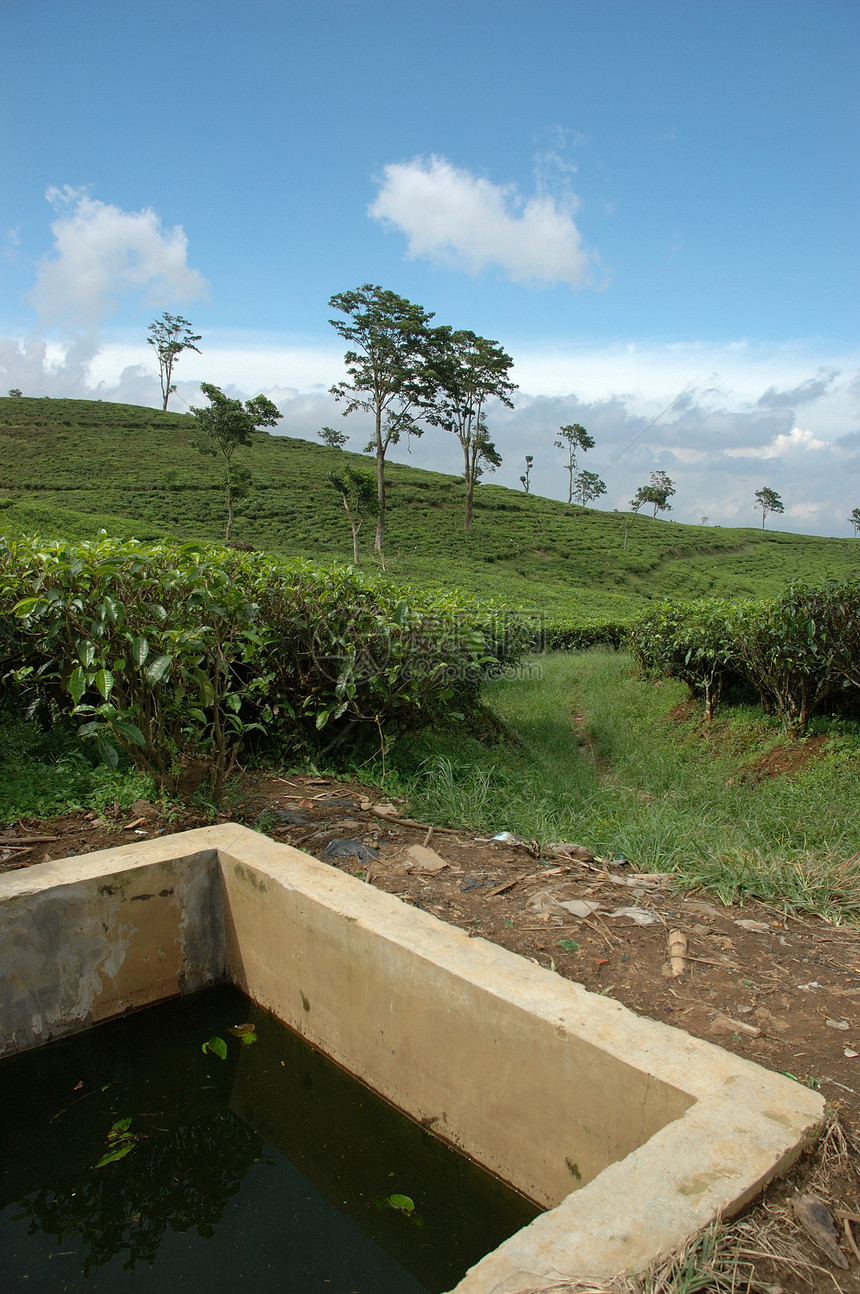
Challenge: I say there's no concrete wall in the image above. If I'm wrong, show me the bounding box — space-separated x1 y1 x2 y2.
0 831 227 1057
220 839 692 1207
0 825 825 1294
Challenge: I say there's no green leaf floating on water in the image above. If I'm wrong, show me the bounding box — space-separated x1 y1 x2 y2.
95 1142 136 1168
95 1117 138 1168
239 1031 258 1046
202 1035 228 1059
387 1193 415 1214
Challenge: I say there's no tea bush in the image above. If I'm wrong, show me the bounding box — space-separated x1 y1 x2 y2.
629 579 860 733
0 535 528 800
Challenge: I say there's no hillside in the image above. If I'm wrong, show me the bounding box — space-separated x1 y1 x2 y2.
2 396 857 614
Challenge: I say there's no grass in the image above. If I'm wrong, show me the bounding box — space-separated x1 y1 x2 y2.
0 712 158 823
387 651 860 922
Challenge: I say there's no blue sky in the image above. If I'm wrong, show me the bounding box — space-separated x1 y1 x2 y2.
1 0 858 535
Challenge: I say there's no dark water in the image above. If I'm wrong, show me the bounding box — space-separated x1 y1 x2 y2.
0 986 539 1293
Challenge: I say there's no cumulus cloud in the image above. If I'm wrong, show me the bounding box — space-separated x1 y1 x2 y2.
30 187 207 326
725 425 830 459
368 156 596 288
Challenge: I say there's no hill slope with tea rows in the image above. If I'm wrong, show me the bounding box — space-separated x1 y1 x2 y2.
2 396 857 617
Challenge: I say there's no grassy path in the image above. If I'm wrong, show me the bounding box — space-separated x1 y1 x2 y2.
399 651 860 920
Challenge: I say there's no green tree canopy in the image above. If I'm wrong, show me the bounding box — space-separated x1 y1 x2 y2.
754 486 785 530
424 328 516 530
630 470 676 517
574 469 607 507
190 383 281 540
147 313 202 411
554 423 595 504
329 285 436 556
328 467 376 565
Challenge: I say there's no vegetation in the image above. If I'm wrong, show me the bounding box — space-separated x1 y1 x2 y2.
631 470 676 518
390 650 860 921
630 579 860 735
2 396 860 920
146 313 202 411
190 384 282 540
1 398 858 616
554 423 594 505
754 485 785 530
328 466 376 565
423 327 515 531
329 284 436 556
0 534 527 803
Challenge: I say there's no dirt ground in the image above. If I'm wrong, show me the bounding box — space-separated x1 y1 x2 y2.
3 770 859 1291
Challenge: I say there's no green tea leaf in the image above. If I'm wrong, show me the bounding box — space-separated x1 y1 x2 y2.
95 1142 136 1168
69 665 87 705
131 635 149 666
145 653 173 684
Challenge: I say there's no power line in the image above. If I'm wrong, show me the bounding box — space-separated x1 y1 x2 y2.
602 379 698 474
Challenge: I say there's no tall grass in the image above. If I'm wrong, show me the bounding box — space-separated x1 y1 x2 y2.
394 651 860 920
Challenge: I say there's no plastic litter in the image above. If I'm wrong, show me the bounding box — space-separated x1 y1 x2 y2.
322 839 378 862
267 809 310 825
491 831 517 843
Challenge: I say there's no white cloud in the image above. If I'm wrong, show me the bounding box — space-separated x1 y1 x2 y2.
30 187 207 326
368 156 596 288
725 425 831 459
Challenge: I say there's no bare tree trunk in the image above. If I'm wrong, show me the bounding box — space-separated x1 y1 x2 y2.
224 468 233 542
463 440 473 531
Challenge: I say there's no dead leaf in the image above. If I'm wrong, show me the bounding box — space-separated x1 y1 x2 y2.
404 844 448 874
526 890 569 915
557 898 605 918
709 1013 761 1037
734 919 771 933
372 803 399 818
545 843 595 862
792 1194 849 1269
609 906 661 926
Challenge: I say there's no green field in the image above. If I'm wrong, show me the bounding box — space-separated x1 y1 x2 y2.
2 396 857 618
2 396 859 922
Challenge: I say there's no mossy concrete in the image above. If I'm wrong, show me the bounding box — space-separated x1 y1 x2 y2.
0 825 824 1293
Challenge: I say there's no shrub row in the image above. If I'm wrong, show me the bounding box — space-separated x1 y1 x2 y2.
629 580 860 733
0 535 529 800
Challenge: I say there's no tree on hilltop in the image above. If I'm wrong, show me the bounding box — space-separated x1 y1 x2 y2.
574 470 607 507
520 454 534 493
754 486 784 531
555 423 594 505
190 383 281 541
849 507 860 537
630 470 676 517
147 313 202 411
329 285 436 557
423 327 515 530
318 425 348 450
